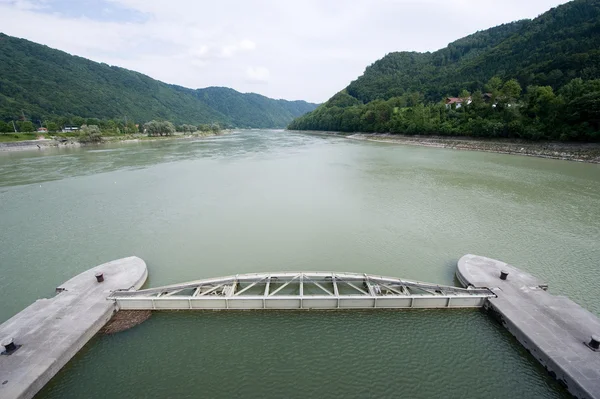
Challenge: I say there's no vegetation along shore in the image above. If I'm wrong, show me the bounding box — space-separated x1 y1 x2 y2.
0 121 227 152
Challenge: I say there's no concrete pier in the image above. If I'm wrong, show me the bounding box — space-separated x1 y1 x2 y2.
0 257 147 399
2 255 597 398
457 254 600 399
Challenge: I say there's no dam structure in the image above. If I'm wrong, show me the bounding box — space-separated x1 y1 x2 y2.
0 255 599 398
458 254 600 399
0 257 147 399
108 271 494 310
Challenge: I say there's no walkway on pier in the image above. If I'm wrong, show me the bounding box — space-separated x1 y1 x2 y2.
0 257 147 399
109 271 494 310
457 254 600 399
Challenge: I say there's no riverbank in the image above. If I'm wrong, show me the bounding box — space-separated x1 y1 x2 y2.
0 131 228 153
347 133 600 163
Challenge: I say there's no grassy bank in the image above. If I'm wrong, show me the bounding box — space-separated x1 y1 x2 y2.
0 133 39 142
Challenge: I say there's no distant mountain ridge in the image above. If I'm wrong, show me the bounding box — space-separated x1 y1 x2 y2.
0 33 317 128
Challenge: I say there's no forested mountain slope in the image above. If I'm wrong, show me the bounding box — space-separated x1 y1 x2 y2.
193 87 317 129
346 20 530 103
346 0 600 103
289 0 600 141
0 33 317 128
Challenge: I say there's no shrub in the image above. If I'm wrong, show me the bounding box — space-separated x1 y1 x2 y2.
78 125 103 143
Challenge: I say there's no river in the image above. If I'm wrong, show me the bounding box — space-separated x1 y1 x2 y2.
1 130 599 398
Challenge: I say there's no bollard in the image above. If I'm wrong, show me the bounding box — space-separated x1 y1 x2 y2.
1 337 18 355
587 335 600 351
500 271 509 280
95 272 104 283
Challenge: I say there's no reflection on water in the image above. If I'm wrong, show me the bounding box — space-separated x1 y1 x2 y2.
39 310 568 399
0 130 318 187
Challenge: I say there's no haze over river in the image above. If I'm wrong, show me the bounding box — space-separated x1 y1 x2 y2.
1 130 599 398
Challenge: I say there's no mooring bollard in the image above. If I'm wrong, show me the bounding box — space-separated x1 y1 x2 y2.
587 335 600 351
1 337 17 355
95 272 104 283
500 271 509 280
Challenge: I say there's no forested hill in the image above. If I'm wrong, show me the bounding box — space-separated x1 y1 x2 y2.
0 33 317 128
346 20 531 103
192 87 317 129
289 0 600 141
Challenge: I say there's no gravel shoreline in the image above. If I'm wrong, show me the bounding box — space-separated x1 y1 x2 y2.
344 133 600 164
0 132 226 153
0 139 81 152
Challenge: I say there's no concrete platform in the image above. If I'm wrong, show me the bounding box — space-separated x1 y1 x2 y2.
0 257 147 399
457 254 600 399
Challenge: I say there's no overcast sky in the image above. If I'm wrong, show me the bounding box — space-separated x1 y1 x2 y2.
0 0 570 103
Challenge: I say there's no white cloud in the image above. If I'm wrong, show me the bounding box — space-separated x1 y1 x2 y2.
189 45 209 58
239 39 256 51
220 45 237 58
220 40 256 58
246 66 270 83
0 0 570 102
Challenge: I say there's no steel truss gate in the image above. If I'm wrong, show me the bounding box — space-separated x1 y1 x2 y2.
109 272 494 310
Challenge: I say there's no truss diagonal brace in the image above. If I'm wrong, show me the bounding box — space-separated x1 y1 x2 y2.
269 275 299 296
235 277 267 296
199 284 224 296
303 275 334 296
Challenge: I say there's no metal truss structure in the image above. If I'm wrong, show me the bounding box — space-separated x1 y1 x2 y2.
109 272 494 310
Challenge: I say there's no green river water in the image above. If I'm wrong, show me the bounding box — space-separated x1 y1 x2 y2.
1 130 599 398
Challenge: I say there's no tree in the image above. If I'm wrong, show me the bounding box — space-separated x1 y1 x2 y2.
525 86 558 119
106 119 120 134
17 121 35 132
71 116 85 126
181 124 197 133
78 125 103 143
501 79 522 102
125 121 137 134
459 89 471 101
0 121 9 133
161 121 176 136
45 122 59 132
144 120 175 136
486 77 503 97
